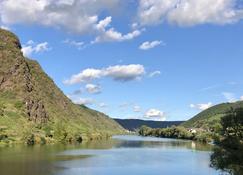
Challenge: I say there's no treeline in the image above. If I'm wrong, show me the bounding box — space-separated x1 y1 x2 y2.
139 107 243 175
139 125 212 143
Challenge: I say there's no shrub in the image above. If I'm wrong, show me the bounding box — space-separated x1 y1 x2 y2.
25 134 35 145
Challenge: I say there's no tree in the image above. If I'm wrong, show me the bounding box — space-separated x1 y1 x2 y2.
211 108 243 175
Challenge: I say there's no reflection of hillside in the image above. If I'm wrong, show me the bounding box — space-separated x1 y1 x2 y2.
112 136 213 151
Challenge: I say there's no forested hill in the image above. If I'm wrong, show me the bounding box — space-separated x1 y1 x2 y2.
181 101 243 129
114 119 184 131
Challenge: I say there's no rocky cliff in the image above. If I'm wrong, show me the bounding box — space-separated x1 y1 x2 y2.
0 29 124 144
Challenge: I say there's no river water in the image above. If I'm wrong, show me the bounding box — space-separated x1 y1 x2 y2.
0 135 220 175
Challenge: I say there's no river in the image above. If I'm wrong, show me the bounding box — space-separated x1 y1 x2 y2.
0 135 220 175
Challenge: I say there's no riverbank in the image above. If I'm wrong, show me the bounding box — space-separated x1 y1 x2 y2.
138 125 214 143
0 130 124 146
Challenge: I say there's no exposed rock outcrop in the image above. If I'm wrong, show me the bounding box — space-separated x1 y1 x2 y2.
0 28 124 141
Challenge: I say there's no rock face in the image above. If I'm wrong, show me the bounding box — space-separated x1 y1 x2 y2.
0 29 124 143
0 29 48 123
26 99 48 123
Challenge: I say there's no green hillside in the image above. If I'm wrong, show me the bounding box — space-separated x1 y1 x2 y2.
181 101 243 129
0 29 124 145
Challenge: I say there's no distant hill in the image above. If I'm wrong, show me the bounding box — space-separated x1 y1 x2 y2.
0 29 124 144
181 101 243 129
114 119 184 131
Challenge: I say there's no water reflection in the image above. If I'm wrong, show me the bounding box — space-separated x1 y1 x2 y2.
210 137 243 175
0 135 219 175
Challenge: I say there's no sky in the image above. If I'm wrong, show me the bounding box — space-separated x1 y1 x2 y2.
0 0 243 121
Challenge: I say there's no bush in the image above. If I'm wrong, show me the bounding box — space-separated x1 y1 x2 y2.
26 134 35 145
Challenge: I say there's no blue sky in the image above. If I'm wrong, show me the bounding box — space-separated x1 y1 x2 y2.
1 0 243 121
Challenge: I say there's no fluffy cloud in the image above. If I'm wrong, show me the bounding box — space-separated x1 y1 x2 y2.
92 16 142 43
144 109 166 121
0 0 120 34
93 28 141 43
149 71 161 77
138 0 243 26
64 68 103 84
222 92 236 102
0 1 141 43
138 0 175 25
64 64 145 85
85 84 101 94
190 102 213 110
1 0 243 38
105 64 145 81
21 40 50 57
139 40 164 50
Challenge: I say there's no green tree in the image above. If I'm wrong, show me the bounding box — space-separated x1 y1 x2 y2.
139 125 152 136
211 108 243 175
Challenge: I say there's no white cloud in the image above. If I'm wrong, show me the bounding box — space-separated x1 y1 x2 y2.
105 64 145 81
21 40 50 57
63 68 103 85
240 96 243 101
96 16 112 31
0 2 141 43
133 105 141 112
63 39 84 50
85 84 101 94
222 92 236 102
92 27 141 43
92 16 142 43
144 109 166 121
139 40 164 50
138 0 243 26
138 0 175 25
64 64 145 85
0 0 121 34
190 102 213 110
149 71 161 77
72 97 95 105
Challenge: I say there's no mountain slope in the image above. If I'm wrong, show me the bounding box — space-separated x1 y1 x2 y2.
0 29 124 144
181 101 243 129
115 119 184 131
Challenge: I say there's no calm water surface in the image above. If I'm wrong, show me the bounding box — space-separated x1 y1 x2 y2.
0 135 220 175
